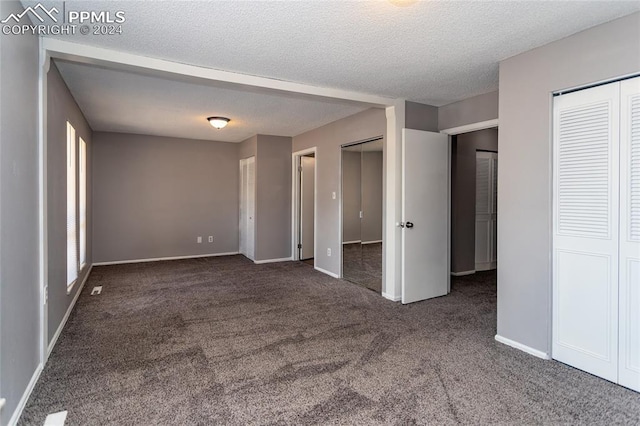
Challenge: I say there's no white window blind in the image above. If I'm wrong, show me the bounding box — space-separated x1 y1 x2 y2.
67 122 78 287
79 138 87 268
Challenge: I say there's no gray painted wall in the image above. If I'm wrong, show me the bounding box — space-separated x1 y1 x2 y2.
238 134 292 261
405 101 439 131
451 128 498 274
0 2 40 423
438 91 499 131
293 108 386 276
498 12 640 353
342 151 361 242
254 135 292 261
361 151 383 243
92 133 239 262
47 62 93 342
238 135 257 160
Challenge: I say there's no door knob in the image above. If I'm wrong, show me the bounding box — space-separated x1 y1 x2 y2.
405 222 414 229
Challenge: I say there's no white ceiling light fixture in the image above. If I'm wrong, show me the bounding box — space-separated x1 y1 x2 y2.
207 116 230 129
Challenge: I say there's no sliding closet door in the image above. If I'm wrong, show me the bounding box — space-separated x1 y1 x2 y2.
552 82 620 382
619 77 640 392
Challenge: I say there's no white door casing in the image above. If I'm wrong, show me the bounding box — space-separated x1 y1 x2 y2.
239 157 256 261
401 129 449 304
552 82 620 383
618 77 640 392
475 151 498 271
300 156 315 260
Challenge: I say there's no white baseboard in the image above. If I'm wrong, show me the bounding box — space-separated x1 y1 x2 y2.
475 262 497 272
254 257 293 264
342 240 361 245
314 266 340 279
8 362 43 426
382 292 401 302
48 265 93 357
495 335 551 360
93 252 239 266
451 270 475 276
362 240 382 245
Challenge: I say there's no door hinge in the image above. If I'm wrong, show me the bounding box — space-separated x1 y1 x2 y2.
44 285 48 305
298 243 302 249
298 166 302 172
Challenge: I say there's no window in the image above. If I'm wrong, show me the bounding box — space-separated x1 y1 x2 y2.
79 137 87 268
66 122 78 288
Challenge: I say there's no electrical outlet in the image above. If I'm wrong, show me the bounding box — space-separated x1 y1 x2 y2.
91 286 102 295
327 248 331 257
332 191 336 200
197 236 202 243
208 236 213 243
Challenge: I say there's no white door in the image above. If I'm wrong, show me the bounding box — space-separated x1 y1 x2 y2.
552 82 620 382
239 157 255 260
401 129 449 304
300 156 315 260
619 77 640 392
475 151 498 271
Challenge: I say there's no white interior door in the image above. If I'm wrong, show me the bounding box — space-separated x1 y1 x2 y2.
239 157 255 260
401 129 449 304
552 82 620 383
300 156 315 260
475 151 498 271
618 77 640 392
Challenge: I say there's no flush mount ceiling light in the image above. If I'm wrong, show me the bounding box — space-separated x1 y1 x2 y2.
207 116 230 129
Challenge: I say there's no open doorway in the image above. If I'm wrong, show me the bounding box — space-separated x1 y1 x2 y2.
450 127 498 277
292 148 317 266
239 156 256 261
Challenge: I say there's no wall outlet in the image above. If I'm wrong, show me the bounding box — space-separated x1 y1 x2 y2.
208 236 213 243
327 248 331 257
197 236 202 243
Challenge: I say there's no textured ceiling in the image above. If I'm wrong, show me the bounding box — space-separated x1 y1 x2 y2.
54 60 370 142
26 0 640 106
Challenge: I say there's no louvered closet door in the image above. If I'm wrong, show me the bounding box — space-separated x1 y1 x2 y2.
619 77 640 392
552 82 620 382
475 152 497 271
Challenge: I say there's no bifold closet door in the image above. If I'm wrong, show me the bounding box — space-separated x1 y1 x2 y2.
619 77 640 392
475 152 497 271
552 82 620 382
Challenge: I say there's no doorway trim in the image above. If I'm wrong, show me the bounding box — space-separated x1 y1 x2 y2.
440 119 499 136
291 147 318 267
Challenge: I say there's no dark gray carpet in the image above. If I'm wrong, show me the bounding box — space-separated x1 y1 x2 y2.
343 243 382 293
20 257 640 425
